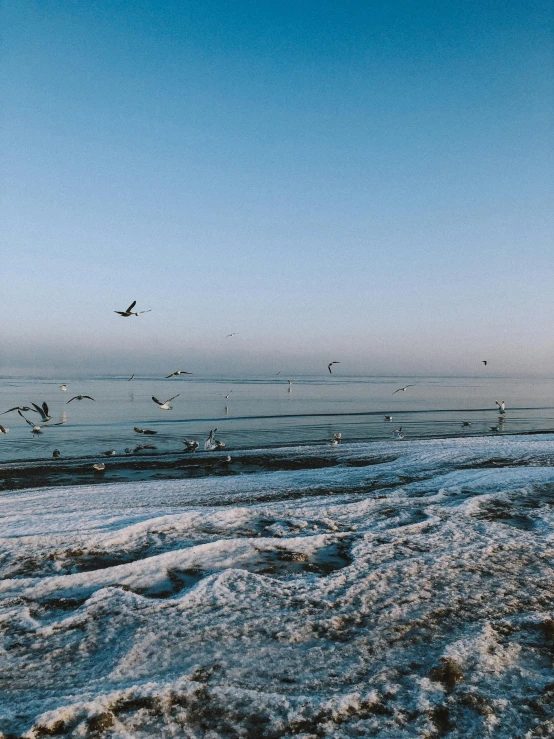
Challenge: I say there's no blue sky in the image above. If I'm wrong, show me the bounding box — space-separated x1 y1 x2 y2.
2 0 553 376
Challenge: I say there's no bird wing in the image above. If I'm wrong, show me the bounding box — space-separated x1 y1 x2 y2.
1 407 20 414
136 309 152 314
126 300 137 313
31 403 46 417
42 402 49 415
83 396 95 401
165 373 175 378
114 311 128 316
392 389 401 394
66 397 78 403
165 394 180 403
495 400 501 407
18 411 34 426
152 397 162 405
128 374 134 381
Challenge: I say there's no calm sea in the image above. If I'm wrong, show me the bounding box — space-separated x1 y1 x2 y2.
1 374 554 464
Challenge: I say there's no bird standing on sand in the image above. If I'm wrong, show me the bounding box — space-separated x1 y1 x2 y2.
67 395 95 403
393 385 415 395
152 394 180 410
495 400 506 414
166 371 193 378
114 300 152 317
328 362 340 374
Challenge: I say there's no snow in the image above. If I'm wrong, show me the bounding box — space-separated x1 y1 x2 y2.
1 435 554 737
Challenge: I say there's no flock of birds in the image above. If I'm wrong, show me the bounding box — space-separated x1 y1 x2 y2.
0 300 505 472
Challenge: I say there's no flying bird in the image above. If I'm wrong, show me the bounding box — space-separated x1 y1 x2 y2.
0 425 9 435
19 412 43 434
482 360 488 366
393 385 415 395
276 371 281 376
495 400 506 414
59 385 67 391
29 402 52 422
224 392 232 399
128 374 135 381
152 394 180 410
114 300 152 317
204 428 218 450
66 395 95 403
166 370 193 378
328 362 340 374
226 333 238 338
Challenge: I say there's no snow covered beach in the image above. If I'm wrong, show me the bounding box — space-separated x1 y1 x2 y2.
1 435 554 738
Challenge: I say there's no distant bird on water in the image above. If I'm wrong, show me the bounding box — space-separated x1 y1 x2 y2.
462 421 472 427
328 362 340 374
384 416 393 421
152 394 179 410
495 400 506 414
183 439 199 451
134 427 157 435
92 463 105 472
59 385 67 391
166 370 193 378
53 449 61 459
114 300 152 317
67 395 95 403
393 385 415 395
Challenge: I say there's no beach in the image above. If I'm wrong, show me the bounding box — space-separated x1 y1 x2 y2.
1 433 554 737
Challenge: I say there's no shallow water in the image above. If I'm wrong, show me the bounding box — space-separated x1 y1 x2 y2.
1 374 554 465
1 434 554 737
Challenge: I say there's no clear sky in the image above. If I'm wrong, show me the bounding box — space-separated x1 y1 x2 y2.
2 0 553 376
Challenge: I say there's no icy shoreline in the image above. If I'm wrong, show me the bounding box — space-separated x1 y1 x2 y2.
1 435 554 737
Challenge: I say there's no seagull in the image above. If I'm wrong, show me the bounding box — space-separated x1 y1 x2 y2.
495 400 506 414
214 439 226 449
276 371 281 376
52 449 61 459
333 433 342 440
29 402 52 422
226 333 238 338
152 394 180 410
103 450 116 456
0 424 9 434
384 416 393 421
392 427 404 439
1 406 32 415
19 413 43 434
166 371 193 378
66 395 95 403
92 463 105 472
128 374 135 381
183 439 199 451
393 385 415 395
205 428 218 450
482 360 488 366
114 300 152 317
59 385 67 391
125 448 132 454
133 427 157 434
223 455 232 463
490 425 500 432
328 362 340 374
462 421 472 427
224 392 232 399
